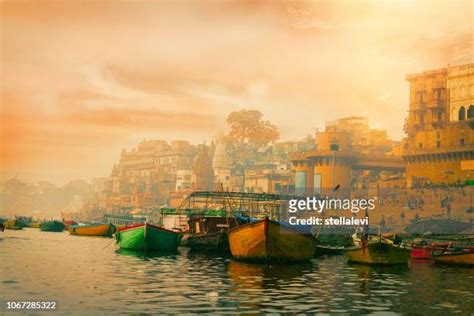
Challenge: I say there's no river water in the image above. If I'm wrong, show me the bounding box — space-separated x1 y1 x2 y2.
1 228 473 315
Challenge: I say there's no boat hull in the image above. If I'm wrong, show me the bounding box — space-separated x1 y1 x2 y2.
4 219 23 230
228 218 317 262
69 224 115 237
346 242 410 265
433 250 474 266
411 246 434 259
28 222 41 228
40 221 65 232
315 245 346 256
116 223 182 251
188 231 230 253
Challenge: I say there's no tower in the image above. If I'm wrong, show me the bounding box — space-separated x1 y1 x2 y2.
212 137 231 191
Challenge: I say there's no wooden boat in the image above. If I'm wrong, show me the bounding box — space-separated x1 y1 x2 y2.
345 241 411 265
432 248 474 266
69 223 115 237
116 223 182 251
315 244 346 256
4 219 23 230
410 242 449 260
27 222 41 228
228 217 317 262
40 220 65 232
63 220 77 231
187 216 242 253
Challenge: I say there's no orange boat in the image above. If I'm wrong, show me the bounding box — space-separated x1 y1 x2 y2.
69 223 115 237
228 217 317 262
433 248 474 266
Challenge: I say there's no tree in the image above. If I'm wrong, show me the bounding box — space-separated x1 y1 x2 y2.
226 110 279 148
224 110 279 191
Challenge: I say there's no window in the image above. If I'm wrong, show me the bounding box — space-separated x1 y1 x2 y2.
458 106 466 120
460 138 465 146
468 105 474 119
436 140 441 148
419 143 423 149
416 91 424 102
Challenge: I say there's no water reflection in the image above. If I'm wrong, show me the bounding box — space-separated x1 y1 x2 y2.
1 229 473 314
116 248 180 259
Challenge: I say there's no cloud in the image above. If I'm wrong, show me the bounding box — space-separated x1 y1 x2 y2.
1 0 472 183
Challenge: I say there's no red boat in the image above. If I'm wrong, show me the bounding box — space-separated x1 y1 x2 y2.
410 242 450 259
63 220 77 231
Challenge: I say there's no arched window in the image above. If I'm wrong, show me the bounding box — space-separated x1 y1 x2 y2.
468 105 474 119
458 106 466 120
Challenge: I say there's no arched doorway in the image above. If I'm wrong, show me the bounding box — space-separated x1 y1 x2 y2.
468 105 474 119
458 106 466 120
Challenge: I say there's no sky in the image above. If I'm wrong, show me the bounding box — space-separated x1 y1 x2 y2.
1 0 472 185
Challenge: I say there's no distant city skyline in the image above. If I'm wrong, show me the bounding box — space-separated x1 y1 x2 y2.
1 0 472 184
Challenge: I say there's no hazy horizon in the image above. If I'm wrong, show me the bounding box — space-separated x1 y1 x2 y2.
1 0 472 185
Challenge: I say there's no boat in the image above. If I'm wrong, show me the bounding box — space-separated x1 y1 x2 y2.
63 220 77 231
432 248 474 266
315 244 347 255
4 219 23 230
345 240 411 265
40 220 65 232
187 216 243 253
27 222 41 228
405 218 470 235
116 223 182 251
69 223 115 237
410 242 450 260
228 217 317 262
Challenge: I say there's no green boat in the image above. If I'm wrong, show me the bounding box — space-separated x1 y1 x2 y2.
116 223 182 251
40 220 65 232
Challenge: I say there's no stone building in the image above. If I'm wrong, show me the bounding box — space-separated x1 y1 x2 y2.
192 146 215 191
291 119 404 196
212 137 231 191
448 64 474 121
108 139 197 207
404 63 474 187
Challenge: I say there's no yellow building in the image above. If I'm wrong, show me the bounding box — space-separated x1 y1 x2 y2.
448 64 474 121
291 123 404 196
404 63 474 187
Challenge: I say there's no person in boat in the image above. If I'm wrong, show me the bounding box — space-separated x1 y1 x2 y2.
0 223 4 232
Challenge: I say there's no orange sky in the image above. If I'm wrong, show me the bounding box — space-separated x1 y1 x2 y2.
1 0 472 184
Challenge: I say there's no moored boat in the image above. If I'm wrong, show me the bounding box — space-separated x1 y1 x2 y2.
315 244 346 256
63 220 77 231
228 217 317 262
187 216 243 253
345 241 411 265
4 219 23 230
410 242 450 260
27 222 41 228
116 223 182 251
432 248 474 266
69 223 115 237
40 220 65 232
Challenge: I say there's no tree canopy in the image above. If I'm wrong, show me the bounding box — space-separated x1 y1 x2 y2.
226 109 279 148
